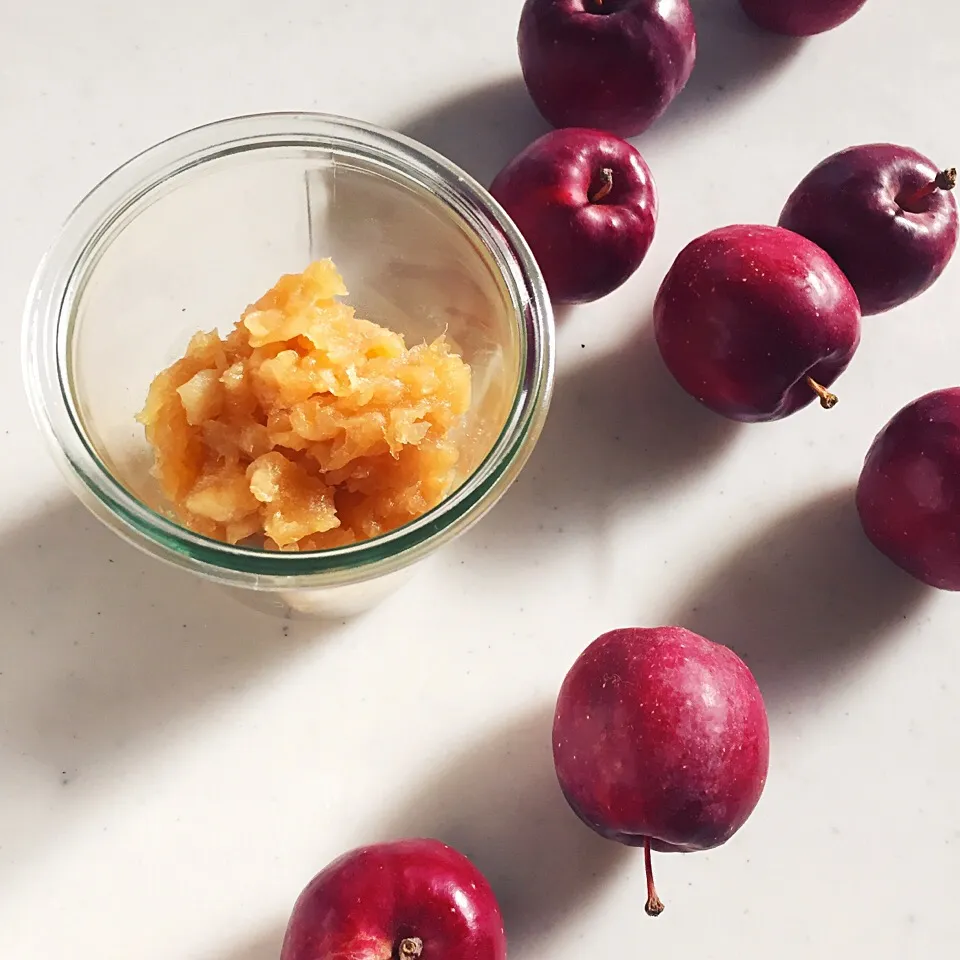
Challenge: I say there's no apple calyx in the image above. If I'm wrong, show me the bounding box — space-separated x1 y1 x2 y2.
398 937 423 959
589 168 615 203
806 376 839 409
899 167 957 209
643 836 665 917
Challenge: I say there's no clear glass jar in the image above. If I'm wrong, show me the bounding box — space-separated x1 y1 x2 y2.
24 113 554 618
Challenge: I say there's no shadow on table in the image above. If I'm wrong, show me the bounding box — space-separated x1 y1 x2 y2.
398 76 550 188
666 487 930 712
381 705 628 954
211 926 285 960
390 5 798 569
457 318 741 567
395 1 803 187
641 0 805 150
0 498 336 871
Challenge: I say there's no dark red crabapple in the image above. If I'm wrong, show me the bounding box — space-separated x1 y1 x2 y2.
280 839 506 960
553 626 769 915
779 144 958 315
740 0 869 35
518 0 697 138
654 224 862 422
491 127 657 304
857 388 960 590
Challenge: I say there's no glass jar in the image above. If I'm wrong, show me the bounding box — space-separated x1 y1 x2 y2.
24 112 554 618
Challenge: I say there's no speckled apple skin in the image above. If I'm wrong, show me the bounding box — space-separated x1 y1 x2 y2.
857 388 960 590
653 224 862 422
553 627 769 854
280 839 507 960
779 143 959 315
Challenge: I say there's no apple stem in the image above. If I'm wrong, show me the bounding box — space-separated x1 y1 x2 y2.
806 376 838 410
589 168 614 203
398 938 423 959
900 168 957 207
643 836 665 917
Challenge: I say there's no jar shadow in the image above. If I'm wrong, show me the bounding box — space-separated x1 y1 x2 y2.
0 498 334 878
455 317 741 569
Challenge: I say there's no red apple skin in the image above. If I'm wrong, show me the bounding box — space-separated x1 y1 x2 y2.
653 224 862 422
490 127 657 303
518 0 697 139
739 0 869 35
779 144 959 315
553 627 769 854
857 388 960 590
280 839 506 960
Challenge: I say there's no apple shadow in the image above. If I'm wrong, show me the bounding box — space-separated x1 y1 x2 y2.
397 76 551 188
0 498 330 872
394 4 802 187
640 0 805 149
380 705 629 954
209 926 286 960
665 487 930 711
457 318 741 566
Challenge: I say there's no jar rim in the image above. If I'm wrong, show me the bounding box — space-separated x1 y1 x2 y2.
22 111 554 588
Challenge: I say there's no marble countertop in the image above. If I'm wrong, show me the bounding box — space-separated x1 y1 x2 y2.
2 1 957 957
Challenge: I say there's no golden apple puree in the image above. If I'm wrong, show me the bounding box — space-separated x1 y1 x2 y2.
138 260 471 550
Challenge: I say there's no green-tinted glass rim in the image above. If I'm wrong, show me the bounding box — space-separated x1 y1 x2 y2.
23 112 554 588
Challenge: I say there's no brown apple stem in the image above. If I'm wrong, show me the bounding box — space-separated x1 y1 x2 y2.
589 168 614 203
806 376 838 409
900 168 957 207
643 836 665 917
398 938 423 959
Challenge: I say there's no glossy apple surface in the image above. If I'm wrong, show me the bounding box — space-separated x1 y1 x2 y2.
654 224 862 422
857 388 960 590
554 626 769 853
518 0 696 138
280 839 506 960
491 127 658 303
554 627 769 914
779 143 958 315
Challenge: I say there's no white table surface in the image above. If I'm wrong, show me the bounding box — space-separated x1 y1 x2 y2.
3 1 958 957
